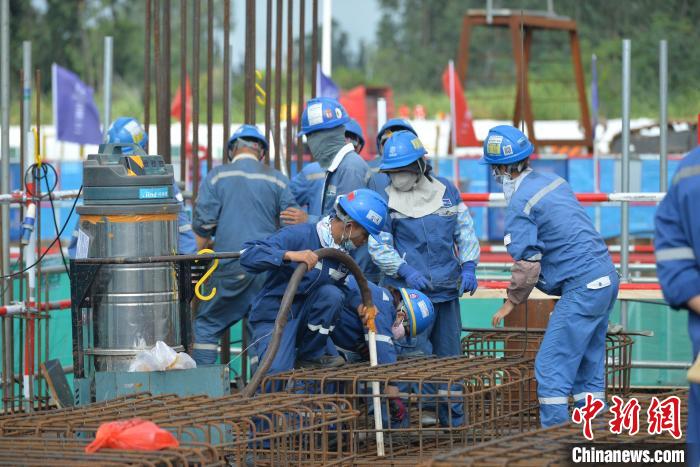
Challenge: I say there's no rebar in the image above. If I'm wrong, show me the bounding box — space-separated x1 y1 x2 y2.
264 0 273 164
262 356 539 460
180 0 187 182
0 392 358 465
144 0 151 151
296 0 306 172
223 0 231 161
462 328 635 396
206 0 213 171
426 390 688 466
285 0 294 174
192 0 200 197
273 0 283 170
0 436 222 466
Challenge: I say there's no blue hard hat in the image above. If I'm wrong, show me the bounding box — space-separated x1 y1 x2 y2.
344 118 365 153
399 288 435 337
379 130 427 171
336 189 388 238
227 124 269 151
377 118 416 156
105 117 148 154
298 97 350 136
480 125 534 165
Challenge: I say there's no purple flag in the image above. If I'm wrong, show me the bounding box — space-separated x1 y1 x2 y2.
316 63 340 99
52 63 102 144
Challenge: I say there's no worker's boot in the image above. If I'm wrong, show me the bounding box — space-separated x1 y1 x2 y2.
295 355 345 369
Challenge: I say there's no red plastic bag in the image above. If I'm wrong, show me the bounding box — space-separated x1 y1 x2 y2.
85 418 179 453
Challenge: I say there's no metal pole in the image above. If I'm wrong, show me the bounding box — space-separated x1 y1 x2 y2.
144 0 151 151
486 0 493 24
620 39 631 329
311 0 318 98
285 0 293 175
192 0 200 198
180 0 187 182
0 3 11 411
223 0 230 161
264 0 272 164
659 39 668 192
591 53 601 232
163 0 172 164
296 0 306 173
103 36 113 130
274 0 283 170
448 59 458 187
321 0 331 76
206 0 213 171
377 98 387 133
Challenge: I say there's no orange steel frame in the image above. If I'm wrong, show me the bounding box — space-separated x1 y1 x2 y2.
456 12 593 152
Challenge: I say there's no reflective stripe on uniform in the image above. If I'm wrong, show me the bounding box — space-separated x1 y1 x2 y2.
524 178 565 215
193 343 218 351
211 170 287 189
179 224 193 233
656 246 696 262
307 323 335 335
672 164 700 185
573 391 605 402
364 333 393 343
307 172 326 181
390 205 459 220
527 253 542 261
249 355 259 366
538 396 569 405
438 389 464 395
199 223 217 231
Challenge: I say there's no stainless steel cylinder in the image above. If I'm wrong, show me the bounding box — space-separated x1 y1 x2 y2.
77 204 181 371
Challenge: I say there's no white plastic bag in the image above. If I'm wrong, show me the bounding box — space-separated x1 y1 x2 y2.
128 341 197 372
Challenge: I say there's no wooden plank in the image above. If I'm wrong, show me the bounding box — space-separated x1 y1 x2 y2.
40 359 74 408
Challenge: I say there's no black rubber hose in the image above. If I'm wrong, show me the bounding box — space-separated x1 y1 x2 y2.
242 247 374 397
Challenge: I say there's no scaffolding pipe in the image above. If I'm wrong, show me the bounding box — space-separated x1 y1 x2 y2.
659 39 668 192
321 0 331 76
621 39 631 330
1 0 10 305
460 192 664 203
102 36 113 130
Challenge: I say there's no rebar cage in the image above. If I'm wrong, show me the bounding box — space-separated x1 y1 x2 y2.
426 389 688 466
261 356 540 462
0 392 358 466
462 328 634 396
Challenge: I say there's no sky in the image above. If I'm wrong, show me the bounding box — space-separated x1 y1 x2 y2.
230 0 381 70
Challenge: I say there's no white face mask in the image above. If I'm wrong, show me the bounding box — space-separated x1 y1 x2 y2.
503 177 517 204
389 171 418 192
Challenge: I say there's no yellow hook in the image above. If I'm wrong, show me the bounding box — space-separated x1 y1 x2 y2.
194 248 218 301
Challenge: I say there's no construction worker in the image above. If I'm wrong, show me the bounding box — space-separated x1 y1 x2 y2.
67 117 196 257
369 130 480 359
483 125 618 428
191 124 297 365
333 277 435 367
240 189 388 374
332 276 434 428
654 146 700 464
284 117 366 225
367 118 418 194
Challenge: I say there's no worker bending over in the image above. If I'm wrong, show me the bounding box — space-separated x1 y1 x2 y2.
369 130 480 358
654 146 700 466
241 189 388 374
191 124 297 365
484 125 618 427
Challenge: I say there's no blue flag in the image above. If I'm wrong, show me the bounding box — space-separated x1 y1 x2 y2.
52 63 102 145
316 63 340 99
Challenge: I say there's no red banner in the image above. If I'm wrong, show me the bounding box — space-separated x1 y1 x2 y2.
442 66 479 147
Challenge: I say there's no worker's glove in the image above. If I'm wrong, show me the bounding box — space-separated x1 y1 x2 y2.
398 263 433 291
389 397 408 425
458 261 478 296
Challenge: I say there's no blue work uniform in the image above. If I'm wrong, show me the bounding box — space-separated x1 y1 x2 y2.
67 180 196 257
654 147 700 465
332 279 397 365
289 162 325 222
192 154 297 364
369 175 480 358
505 171 618 427
319 144 382 283
240 222 350 376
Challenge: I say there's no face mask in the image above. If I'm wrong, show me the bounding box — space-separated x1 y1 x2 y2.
391 320 406 340
390 171 418 192
316 216 337 248
340 223 359 251
492 167 512 185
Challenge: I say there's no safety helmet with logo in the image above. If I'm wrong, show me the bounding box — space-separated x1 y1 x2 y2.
335 189 388 240
227 124 269 160
105 117 148 154
379 130 427 171
376 118 416 156
344 118 365 154
480 125 533 165
298 97 350 136
398 288 435 337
